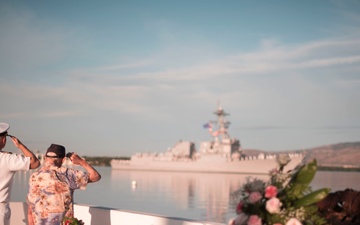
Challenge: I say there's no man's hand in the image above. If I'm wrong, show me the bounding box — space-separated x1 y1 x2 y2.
9 135 22 148
68 153 101 183
9 135 40 169
67 152 83 165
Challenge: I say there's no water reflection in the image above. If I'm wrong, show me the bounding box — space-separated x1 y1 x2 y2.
12 170 32 201
111 170 268 222
311 171 360 192
11 168 360 224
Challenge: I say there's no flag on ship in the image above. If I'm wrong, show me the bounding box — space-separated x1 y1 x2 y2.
203 123 212 129
212 130 219 136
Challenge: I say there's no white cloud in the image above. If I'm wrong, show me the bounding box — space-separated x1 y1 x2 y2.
0 1 359 154
1 32 359 124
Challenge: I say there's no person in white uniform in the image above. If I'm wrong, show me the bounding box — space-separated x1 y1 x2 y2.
0 122 40 225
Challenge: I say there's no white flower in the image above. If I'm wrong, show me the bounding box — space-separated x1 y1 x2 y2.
228 218 236 225
285 218 302 225
265 197 282 214
276 154 290 167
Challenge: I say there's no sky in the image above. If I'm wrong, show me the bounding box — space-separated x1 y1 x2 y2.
1 0 360 157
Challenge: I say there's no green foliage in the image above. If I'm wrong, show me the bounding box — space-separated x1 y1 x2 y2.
293 188 330 208
230 158 330 225
282 159 318 199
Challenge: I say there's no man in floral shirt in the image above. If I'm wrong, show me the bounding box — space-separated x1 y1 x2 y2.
27 144 101 225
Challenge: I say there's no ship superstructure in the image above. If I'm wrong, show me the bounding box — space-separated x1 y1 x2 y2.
110 104 303 174
198 104 240 159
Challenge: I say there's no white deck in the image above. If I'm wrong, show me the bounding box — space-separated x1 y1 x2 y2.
9 202 225 225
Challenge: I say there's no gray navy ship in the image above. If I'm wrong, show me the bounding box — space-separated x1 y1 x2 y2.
111 104 303 174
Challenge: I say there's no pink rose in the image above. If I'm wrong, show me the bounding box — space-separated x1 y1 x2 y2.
236 201 243 214
265 197 282 214
285 218 302 225
247 215 262 225
248 192 262 203
265 185 278 198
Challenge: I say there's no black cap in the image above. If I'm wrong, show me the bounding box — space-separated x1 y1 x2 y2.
46 144 66 158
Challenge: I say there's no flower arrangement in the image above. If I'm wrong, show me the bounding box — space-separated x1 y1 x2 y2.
62 217 84 225
229 156 330 225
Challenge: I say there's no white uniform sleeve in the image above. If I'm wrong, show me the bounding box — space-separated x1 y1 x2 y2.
7 154 31 171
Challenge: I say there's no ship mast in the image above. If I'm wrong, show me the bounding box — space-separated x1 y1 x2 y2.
201 102 241 156
213 102 231 142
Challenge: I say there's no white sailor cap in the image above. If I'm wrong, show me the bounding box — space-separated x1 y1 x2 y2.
0 123 10 136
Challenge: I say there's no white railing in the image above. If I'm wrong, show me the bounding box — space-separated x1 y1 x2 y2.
10 202 224 225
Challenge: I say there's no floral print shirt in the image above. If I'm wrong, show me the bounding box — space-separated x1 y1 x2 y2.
27 162 89 225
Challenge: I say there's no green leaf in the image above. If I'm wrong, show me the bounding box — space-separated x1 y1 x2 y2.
285 159 318 196
292 159 317 185
293 188 331 208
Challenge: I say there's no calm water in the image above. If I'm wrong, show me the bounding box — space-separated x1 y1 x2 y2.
12 167 360 224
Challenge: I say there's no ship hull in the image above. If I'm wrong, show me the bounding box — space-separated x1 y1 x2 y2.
110 155 303 174
111 105 304 175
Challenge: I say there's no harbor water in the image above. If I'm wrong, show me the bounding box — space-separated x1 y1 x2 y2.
12 166 360 224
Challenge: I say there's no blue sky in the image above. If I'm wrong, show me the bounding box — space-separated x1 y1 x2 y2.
1 1 360 157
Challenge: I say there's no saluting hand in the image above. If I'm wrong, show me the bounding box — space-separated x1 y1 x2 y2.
67 152 101 183
68 153 84 166
9 135 23 148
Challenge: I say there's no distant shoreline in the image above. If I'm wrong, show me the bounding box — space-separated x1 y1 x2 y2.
317 166 360 172
82 156 360 172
